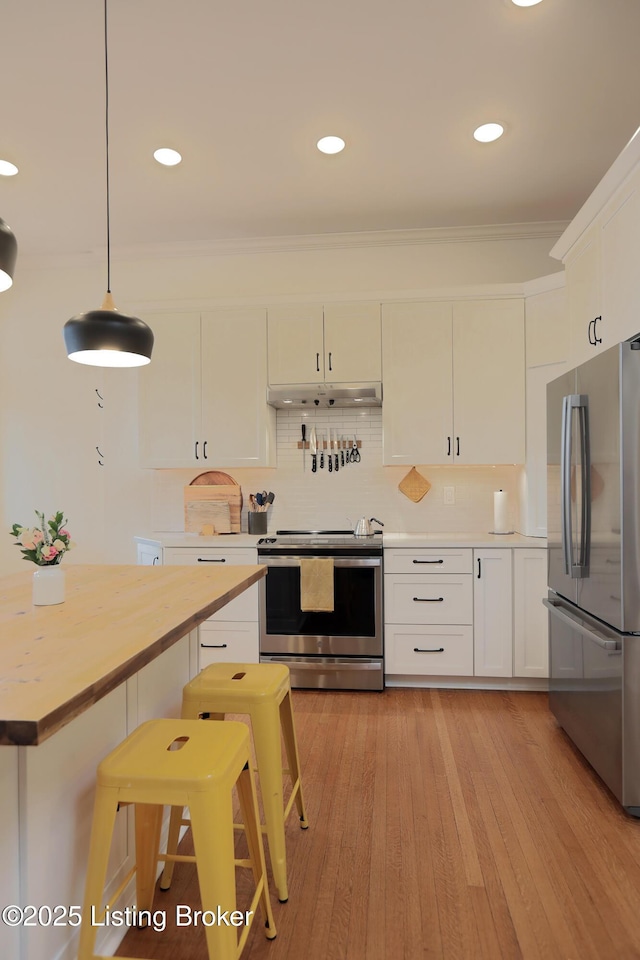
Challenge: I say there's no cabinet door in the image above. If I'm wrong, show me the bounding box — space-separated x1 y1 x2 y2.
513 550 549 677
201 308 275 467
323 302 381 382
601 169 640 348
565 225 602 367
138 313 202 467
452 300 525 464
136 541 161 566
473 549 513 677
381 301 453 465
267 304 324 384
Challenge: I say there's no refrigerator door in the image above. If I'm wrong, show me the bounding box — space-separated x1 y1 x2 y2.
621 340 640 632
546 594 623 805
575 344 623 629
547 369 578 604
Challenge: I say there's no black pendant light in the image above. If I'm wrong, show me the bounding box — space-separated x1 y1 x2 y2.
63 0 153 367
0 217 18 293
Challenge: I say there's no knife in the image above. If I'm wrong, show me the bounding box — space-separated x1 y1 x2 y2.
301 422 306 472
310 426 317 473
328 427 333 472
334 429 339 471
320 429 324 469
340 435 345 468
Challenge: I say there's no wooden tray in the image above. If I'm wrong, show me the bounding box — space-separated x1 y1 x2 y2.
184 471 242 533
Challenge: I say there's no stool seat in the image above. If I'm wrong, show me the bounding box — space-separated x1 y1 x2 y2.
78 718 276 960
162 661 308 903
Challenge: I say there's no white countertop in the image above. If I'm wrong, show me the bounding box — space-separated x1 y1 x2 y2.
136 531 547 549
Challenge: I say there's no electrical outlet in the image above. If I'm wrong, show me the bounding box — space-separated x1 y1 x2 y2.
444 486 455 505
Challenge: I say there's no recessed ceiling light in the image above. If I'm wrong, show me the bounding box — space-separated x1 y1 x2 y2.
0 159 19 176
512 0 543 6
317 136 345 155
473 123 504 143
153 148 182 166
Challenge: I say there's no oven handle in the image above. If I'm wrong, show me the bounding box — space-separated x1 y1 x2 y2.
259 556 381 568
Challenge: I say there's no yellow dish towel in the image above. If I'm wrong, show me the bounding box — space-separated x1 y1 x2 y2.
300 558 335 612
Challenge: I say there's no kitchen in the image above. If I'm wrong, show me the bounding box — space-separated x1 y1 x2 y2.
3 1 640 958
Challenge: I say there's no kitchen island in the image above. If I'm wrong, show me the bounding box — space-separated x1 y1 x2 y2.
0 563 266 960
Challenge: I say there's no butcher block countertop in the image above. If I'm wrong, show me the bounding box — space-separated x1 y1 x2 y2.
0 563 266 747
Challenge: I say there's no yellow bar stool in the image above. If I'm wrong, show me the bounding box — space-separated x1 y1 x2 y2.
161 662 308 903
78 718 276 960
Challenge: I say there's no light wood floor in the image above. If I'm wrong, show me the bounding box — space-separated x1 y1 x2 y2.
117 688 640 960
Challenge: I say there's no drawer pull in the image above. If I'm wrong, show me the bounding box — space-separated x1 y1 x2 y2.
200 642 228 649
197 558 227 563
412 559 444 564
413 596 444 602
414 646 445 653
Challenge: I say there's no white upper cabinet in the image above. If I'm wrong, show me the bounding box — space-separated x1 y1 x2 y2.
382 301 453 465
600 168 640 348
452 300 525 465
267 302 381 384
139 308 275 468
565 224 602 367
382 299 525 465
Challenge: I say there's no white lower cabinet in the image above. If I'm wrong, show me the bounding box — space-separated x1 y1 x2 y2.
384 548 474 676
473 549 513 678
136 540 260 667
384 545 549 683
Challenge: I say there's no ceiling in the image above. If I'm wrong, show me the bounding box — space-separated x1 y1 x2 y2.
2 0 640 261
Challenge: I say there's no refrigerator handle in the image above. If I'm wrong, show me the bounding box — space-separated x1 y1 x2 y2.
578 399 591 576
543 599 619 650
561 394 573 576
562 394 590 579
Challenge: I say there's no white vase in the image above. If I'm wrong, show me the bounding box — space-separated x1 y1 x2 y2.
32 565 65 606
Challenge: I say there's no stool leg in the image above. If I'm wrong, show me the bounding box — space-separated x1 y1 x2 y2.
159 804 183 890
251 701 289 901
236 764 277 939
134 803 164 918
280 690 309 828
189 791 239 960
78 786 119 960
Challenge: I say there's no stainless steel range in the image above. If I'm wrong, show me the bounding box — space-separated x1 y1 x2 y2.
257 530 384 690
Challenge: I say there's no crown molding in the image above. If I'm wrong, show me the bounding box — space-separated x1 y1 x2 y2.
521 271 565 297
18 220 569 271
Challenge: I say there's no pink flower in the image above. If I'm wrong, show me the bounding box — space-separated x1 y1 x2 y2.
32 530 44 544
59 528 69 538
40 545 58 562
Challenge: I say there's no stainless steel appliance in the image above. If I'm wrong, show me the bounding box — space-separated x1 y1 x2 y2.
257 530 384 690
546 336 640 815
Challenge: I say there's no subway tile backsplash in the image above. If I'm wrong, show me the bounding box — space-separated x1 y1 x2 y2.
150 407 525 535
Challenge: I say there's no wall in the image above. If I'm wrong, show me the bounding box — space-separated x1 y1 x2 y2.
151 407 524 537
0 227 561 572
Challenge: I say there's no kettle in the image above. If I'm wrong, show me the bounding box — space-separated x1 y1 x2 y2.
353 516 384 537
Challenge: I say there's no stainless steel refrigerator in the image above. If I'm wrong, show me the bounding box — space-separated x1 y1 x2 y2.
546 336 640 816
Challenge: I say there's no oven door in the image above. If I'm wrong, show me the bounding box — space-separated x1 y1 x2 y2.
259 555 382 657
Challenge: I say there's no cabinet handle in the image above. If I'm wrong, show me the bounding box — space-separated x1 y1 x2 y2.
413 647 445 653
200 642 228 649
588 319 596 345
197 558 227 563
316 352 320 373
152 556 160 565
447 436 451 457
195 441 199 460
412 559 444 564
203 440 208 459
593 316 602 345
328 351 332 371
413 596 444 602
456 437 460 457
477 558 482 578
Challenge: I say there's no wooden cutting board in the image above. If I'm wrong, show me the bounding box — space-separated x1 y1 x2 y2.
184 471 242 533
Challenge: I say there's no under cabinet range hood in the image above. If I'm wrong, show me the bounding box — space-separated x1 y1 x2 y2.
267 382 382 408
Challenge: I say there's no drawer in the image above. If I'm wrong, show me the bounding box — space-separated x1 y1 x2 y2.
384 573 472 624
385 625 474 676
163 547 257 566
198 621 259 668
384 548 472 575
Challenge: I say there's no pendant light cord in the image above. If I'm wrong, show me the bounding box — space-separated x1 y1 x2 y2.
104 0 111 294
